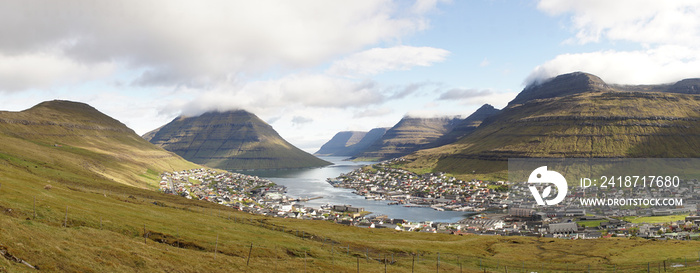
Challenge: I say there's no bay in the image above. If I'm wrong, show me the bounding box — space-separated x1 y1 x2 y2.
240 156 470 223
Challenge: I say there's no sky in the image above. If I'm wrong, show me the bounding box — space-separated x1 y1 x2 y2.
1 0 699 152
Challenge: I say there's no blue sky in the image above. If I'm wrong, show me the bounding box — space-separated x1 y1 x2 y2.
1 0 699 152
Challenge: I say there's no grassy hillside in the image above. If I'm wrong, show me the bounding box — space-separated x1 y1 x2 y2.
401 84 700 181
3 100 700 272
0 100 199 189
146 110 331 170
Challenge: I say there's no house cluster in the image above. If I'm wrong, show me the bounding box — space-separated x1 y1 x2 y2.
327 159 508 211
159 168 284 208
160 169 386 222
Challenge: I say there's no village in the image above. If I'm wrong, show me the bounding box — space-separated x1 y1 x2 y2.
327 158 509 212
159 166 700 241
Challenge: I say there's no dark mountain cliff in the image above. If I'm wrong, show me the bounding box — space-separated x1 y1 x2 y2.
315 128 388 157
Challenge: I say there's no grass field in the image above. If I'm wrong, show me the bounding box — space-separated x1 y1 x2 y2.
621 214 690 224
578 219 607 228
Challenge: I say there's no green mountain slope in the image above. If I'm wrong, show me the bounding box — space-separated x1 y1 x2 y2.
0 100 198 188
145 110 331 170
402 72 700 179
353 116 462 161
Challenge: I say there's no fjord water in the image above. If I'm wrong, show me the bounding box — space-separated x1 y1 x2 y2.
240 156 469 223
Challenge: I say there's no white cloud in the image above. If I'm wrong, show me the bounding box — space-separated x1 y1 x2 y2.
526 46 700 85
353 107 394 118
438 88 494 100
327 46 450 77
529 1 700 85
0 52 114 92
0 0 438 89
167 73 386 117
537 0 700 46
291 116 313 126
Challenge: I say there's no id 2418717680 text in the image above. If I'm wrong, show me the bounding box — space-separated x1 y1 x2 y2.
580 175 680 189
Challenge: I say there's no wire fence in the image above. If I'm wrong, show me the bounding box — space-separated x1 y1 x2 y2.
5 187 700 272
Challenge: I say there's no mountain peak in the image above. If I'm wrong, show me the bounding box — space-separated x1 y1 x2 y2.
509 72 610 106
28 100 99 114
474 103 497 113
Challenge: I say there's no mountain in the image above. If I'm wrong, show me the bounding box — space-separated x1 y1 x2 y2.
352 116 462 161
427 104 500 148
314 127 388 156
314 131 367 156
0 100 198 188
145 110 331 170
402 72 700 178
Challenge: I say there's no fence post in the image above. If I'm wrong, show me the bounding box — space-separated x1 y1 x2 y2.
436 252 440 273
246 243 253 266
412 253 415 273
366 248 369 261
304 251 307 273
384 254 387 273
